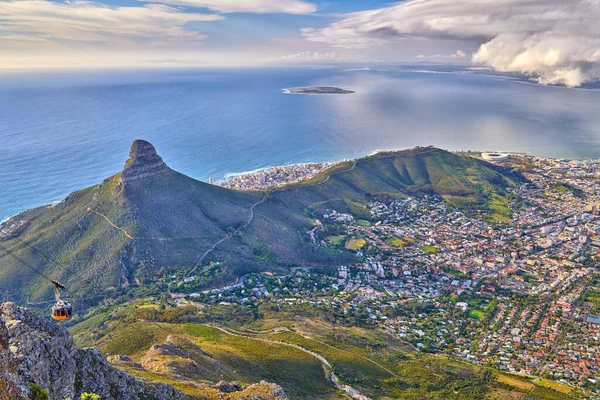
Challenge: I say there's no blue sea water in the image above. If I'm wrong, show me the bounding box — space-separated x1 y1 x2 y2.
2 66 600 221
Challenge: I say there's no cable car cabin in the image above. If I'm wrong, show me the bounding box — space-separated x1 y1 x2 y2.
50 280 73 321
0 246 75 322
51 303 73 321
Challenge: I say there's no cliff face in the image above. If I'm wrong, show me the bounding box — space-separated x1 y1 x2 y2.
0 302 190 400
0 303 287 400
120 140 170 184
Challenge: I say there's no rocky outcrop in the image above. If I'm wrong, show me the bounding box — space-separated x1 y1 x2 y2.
136 335 288 399
237 381 288 400
120 139 170 184
140 335 233 381
212 381 243 393
141 335 203 376
0 303 288 400
0 308 28 400
76 348 188 400
1 302 77 399
0 303 188 400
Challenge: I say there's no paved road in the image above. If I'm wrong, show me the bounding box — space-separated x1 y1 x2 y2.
536 277 589 375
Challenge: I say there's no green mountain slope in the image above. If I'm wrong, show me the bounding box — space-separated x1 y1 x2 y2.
0 142 522 304
0 140 261 301
70 300 574 400
269 146 520 216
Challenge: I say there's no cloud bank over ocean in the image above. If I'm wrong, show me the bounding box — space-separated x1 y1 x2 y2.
304 0 600 87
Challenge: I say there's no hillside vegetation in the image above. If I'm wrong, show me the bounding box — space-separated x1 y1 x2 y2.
0 142 522 306
70 300 573 400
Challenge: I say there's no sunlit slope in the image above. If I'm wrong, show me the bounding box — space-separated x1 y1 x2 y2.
266 146 521 219
0 143 522 302
0 141 260 301
71 301 574 400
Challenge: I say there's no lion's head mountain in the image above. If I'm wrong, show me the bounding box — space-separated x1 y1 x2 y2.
0 140 521 304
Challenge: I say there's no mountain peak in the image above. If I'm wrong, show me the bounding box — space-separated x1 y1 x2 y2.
121 140 169 184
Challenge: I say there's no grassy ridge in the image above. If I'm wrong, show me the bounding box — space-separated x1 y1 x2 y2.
0 146 523 305
71 301 573 400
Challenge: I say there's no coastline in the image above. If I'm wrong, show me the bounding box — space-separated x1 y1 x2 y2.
221 161 340 181
215 148 532 188
282 86 355 95
0 147 591 223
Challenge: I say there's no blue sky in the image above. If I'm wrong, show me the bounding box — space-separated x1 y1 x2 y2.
113 0 401 53
1 0 598 87
0 0 404 67
195 1 395 46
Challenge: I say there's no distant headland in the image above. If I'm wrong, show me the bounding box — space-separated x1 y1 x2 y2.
284 86 355 95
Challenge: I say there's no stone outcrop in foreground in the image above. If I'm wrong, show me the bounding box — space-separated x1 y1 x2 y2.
0 303 287 400
0 302 189 400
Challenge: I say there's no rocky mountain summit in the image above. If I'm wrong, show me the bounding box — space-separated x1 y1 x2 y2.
121 139 170 184
0 142 521 305
0 303 287 400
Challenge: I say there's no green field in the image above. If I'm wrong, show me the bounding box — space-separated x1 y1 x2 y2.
326 235 344 245
71 300 577 400
421 245 441 254
346 238 367 250
468 309 486 320
387 237 407 247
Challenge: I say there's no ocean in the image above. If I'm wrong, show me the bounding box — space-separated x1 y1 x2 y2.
2 66 600 221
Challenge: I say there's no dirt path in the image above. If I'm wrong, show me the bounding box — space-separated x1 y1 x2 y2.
91 159 357 280
189 194 268 272
88 208 210 241
88 208 135 240
205 323 370 400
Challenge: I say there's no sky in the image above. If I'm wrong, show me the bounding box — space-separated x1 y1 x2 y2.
1 0 599 87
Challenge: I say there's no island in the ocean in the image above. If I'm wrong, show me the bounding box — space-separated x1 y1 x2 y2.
285 86 355 94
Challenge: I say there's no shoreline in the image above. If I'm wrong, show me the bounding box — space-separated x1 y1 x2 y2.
220 161 340 181
216 148 532 184
0 147 595 223
282 86 355 95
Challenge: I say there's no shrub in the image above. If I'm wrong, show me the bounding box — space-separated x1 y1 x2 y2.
28 383 48 400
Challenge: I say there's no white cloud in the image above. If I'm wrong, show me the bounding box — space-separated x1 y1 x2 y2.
0 0 221 48
415 50 467 59
280 51 358 62
141 0 317 14
472 33 600 87
303 0 600 87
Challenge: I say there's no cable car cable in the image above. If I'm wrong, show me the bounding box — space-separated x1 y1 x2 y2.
0 242 74 320
0 242 54 284
1 236 75 291
8 236 53 265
